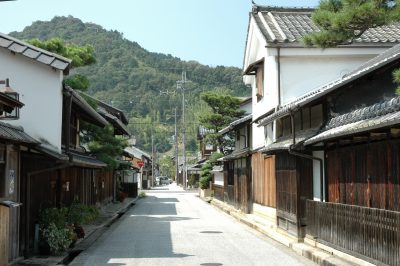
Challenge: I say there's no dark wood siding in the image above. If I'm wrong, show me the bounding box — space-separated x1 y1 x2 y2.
276 152 313 237
307 200 400 265
327 140 400 211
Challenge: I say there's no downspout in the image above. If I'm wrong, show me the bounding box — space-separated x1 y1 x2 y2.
277 47 281 108
288 113 324 202
24 164 70 258
65 87 73 155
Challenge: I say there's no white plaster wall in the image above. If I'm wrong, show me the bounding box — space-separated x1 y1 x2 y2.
214 172 224 186
0 49 64 152
312 150 325 201
280 53 383 105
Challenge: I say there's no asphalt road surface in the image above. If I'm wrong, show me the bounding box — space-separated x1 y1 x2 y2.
70 184 315 266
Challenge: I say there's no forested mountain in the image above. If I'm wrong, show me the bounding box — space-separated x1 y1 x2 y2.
10 16 249 154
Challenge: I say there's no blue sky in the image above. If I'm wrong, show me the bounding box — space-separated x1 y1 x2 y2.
1 0 320 68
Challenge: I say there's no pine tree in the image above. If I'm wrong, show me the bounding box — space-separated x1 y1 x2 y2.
199 91 246 154
303 0 400 48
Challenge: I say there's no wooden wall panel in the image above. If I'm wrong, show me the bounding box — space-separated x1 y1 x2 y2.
252 153 276 208
0 205 9 265
327 140 400 211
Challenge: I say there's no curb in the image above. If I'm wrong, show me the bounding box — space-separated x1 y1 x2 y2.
63 198 138 265
208 198 362 266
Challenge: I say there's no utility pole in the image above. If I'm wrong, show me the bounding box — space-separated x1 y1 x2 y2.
177 71 189 190
151 130 154 188
174 107 179 184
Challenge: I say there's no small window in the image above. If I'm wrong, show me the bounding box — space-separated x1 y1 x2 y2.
282 116 291 137
294 111 302 132
227 161 234 185
276 119 283 138
302 107 311 130
256 66 264 100
310 104 323 128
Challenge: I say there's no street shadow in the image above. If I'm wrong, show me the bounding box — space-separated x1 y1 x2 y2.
81 194 199 264
88 215 195 264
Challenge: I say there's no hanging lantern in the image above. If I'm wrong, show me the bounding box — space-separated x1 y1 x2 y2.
0 78 20 119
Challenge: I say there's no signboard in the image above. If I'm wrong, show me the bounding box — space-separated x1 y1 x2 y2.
137 160 144 168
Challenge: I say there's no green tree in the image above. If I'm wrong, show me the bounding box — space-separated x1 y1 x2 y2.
303 0 400 48
199 152 223 189
199 91 245 154
28 38 95 91
304 0 400 86
81 123 128 169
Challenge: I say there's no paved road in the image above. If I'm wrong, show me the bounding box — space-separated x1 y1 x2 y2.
70 184 315 266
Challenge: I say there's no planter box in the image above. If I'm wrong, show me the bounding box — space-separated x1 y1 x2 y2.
199 188 212 198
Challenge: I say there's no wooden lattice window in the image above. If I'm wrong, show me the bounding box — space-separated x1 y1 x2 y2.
256 65 264 100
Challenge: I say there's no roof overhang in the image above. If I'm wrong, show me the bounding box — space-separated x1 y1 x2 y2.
68 151 107 168
261 130 318 154
220 148 250 161
305 110 400 146
243 58 264 75
65 87 108 128
219 114 253 134
98 108 131 136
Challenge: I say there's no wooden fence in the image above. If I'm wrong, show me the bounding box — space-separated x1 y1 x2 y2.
306 200 400 265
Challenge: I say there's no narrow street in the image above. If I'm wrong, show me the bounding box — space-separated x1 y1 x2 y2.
70 184 315 266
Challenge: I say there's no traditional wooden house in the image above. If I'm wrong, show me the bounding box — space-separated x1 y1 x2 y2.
0 33 72 262
79 92 132 199
243 4 400 236
19 85 110 257
0 86 34 265
260 43 400 264
218 114 252 212
124 146 151 189
216 98 252 212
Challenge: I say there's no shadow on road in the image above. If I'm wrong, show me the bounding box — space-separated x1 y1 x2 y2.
85 194 196 263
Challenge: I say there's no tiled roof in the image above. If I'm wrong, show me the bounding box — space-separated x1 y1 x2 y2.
219 114 252 134
305 96 400 145
0 121 38 144
98 108 131 136
220 147 250 161
65 86 108 128
258 43 400 127
68 151 107 168
260 129 317 154
252 5 400 46
0 33 71 73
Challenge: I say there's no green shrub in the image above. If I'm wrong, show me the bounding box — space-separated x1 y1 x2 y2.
138 191 146 198
41 222 72 255
39 207 68 229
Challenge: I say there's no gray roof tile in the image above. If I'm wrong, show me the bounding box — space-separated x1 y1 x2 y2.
36 53 55 65
22 48 40 59
0 37 12 48
305 96 400 145
8 42 27 53
305 111 400 145
0 32 71 72
0 122 38 144
252 5 400 46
